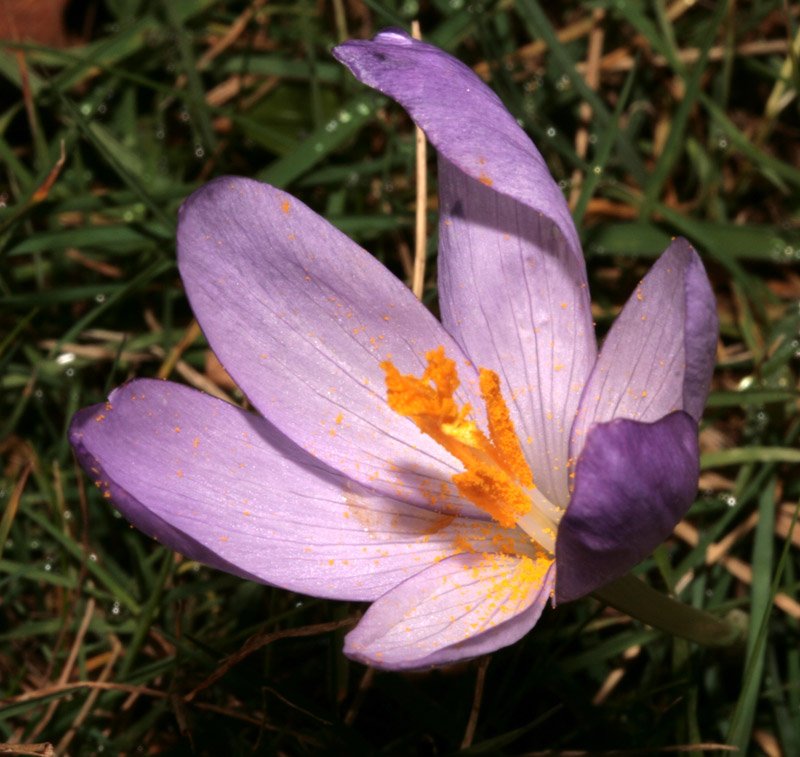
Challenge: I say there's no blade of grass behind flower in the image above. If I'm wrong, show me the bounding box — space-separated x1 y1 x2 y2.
258 93 386 187
458 705 562 755
705 390 799 407
675 453 792 585
699 91 800 190
58 95 175 231
0 129 34 190
47 17 161 92
0 47 45 94
0 133 78 236
0 283 123 309
654 202 752 286
221 54 341 83
639 0 729 218
767 649 800 755
22 508 139 615
0 307 38 360
727 480 794 750
161 0 217 154
747 479 777 665
572 61 637 226
8 225 166 256
59 258 173 347
514 0 647 186
561 629 659 673
700 447 800 468
586 216 800 263
357 0 405 27
428 7 481 49
117 551 173 678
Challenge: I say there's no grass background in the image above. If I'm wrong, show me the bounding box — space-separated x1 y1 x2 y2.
1 0 799 754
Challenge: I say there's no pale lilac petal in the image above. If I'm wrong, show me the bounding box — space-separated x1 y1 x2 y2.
437 160 596 507
344 552 554 670
333 30 596 506
555 411 699 603
571 238 717 458
333 29 581 258
177 176 485 517
70 379 516 601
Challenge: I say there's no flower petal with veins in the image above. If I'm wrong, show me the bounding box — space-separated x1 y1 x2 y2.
70 30 719 670
345 551 554 670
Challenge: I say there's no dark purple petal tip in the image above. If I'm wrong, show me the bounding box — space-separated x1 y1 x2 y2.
555 411 700 604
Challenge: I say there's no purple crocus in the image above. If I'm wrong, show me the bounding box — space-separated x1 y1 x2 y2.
69 30 717 670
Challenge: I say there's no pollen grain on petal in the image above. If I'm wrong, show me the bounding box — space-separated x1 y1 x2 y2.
469 552 553 628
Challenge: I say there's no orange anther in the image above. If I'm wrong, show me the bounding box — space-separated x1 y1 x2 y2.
381 348 535 529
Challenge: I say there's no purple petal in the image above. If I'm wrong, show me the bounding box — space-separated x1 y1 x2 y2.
555 411 699 603
69 379 510 601
437 159 596 507
344 551 554 670
571 238 717 458
177 176 485 517
333 30 597 506
333 29 582 258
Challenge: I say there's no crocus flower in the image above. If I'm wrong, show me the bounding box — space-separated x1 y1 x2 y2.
69 30 717 670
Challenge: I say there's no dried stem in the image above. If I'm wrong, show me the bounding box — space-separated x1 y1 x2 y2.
410 20 428 301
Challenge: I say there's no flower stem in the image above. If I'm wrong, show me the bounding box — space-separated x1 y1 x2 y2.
594 574 746 648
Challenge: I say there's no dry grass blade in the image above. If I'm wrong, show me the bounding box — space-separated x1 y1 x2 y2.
144 310 235 402
579 38 793 74
674 521 800 619
411 19 428 301
55 638 122 755
0 459 32 562
32 142 66 203
0 681 291 731
0 745 55 756
156 319 202 379
776 504 800 546
592 645 641 706
343 666 374 726
461 655 491 749
27 599 96 741
569 8 604 210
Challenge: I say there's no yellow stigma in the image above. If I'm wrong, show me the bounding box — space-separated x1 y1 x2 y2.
381 347 536 530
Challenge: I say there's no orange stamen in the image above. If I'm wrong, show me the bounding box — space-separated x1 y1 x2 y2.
452 467 530 528
381 347 535 529
479 368 534 488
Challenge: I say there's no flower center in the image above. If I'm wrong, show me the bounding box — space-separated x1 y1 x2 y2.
381 346 559 554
